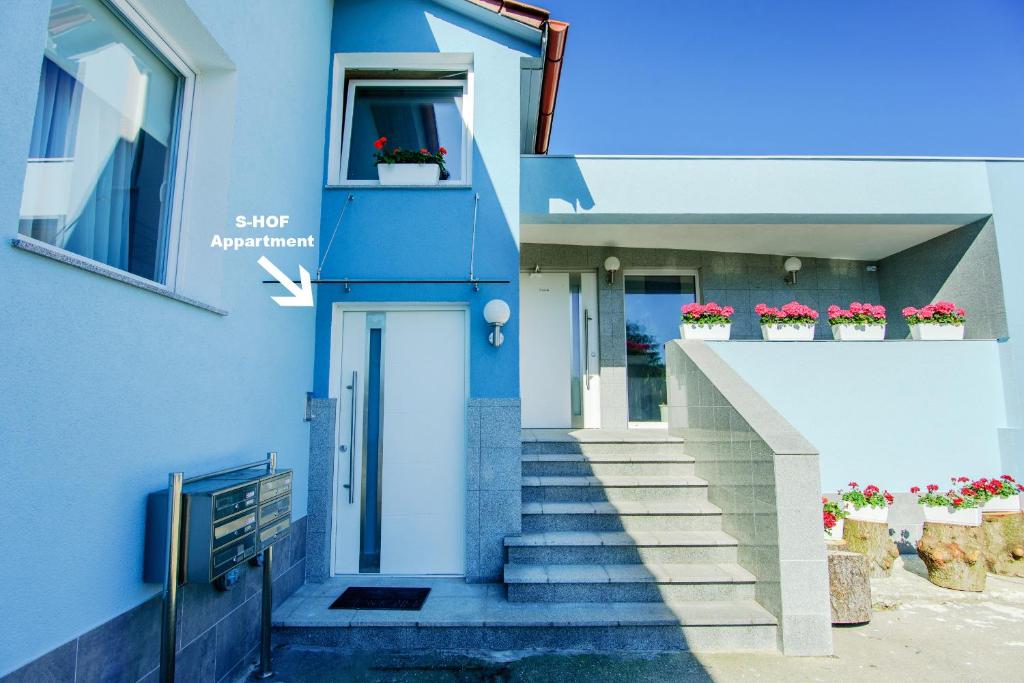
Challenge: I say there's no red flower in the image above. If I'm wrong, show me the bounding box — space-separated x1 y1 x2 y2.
884 491 894 504
958 476 969 483
420 148 429 155
848 482 858 488
823 511 837 529
952 497 963 507
373 136 387 150
1002 474 1015 481
438 146 447 155
927 484 939 492
821 496 828 504
910 486 921 494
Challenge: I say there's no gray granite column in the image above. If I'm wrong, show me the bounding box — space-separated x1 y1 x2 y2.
305 397 337 583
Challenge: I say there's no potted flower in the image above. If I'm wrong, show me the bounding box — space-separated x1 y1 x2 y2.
912 482 982 526
372 136 449 185
902 301 966 340
755 301 818 341
823 496 848 540
964 475 1024 513
679 302 734 340
840 482 893 523
827 302 886 341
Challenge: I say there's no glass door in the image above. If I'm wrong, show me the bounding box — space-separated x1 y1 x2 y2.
624 272 698 425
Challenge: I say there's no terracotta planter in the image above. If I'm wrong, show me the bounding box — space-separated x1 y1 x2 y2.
910 323 965 340
377 163 441 186
922 505 982 526
679 322 731 341
831 323 885 341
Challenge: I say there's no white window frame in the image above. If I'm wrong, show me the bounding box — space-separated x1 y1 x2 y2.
327 53 474 187
24 0 195 290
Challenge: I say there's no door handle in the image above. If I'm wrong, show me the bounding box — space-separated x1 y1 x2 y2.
583 308 593 389
342 369 358 504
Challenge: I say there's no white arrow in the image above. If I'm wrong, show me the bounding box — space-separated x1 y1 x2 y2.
258 255 313 307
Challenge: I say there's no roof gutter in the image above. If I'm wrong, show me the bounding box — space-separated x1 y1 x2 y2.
535 19 568 154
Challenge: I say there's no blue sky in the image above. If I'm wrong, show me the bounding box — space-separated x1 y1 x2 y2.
542 0 1024 156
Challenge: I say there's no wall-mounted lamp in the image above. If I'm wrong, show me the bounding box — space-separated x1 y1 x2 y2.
783 257 802 286
484 299 511 347
529 264 542 278
604 256 621 285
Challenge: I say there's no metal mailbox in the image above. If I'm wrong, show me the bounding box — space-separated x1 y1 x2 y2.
144 467 293 584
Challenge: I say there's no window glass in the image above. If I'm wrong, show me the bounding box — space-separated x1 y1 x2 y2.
624 274 698 422
19 0 183 283
345 85 465 181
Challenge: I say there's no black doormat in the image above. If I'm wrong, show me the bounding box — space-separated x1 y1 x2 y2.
329 586 431 610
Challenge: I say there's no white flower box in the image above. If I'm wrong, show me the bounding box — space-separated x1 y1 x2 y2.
983 495 1021 513
922 506 982 526
377 163 441 186
825 517 844 541
910 323 965 341
843 502 888 523
680 323 731 341
761 323 815 341
831 323 886 341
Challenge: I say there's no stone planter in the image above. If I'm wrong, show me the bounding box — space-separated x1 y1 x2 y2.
830 323 886 341
760 323 815 341
843 502 888 523
377 163 441 186
679 322 731 340
922 506 982 526
910 323 965 340
983 495 1021 513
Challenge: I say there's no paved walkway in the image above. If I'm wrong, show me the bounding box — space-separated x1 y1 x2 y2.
257 556 1024 682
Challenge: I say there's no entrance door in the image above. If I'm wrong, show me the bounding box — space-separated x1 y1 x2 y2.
520 272 599 429
333 309 466 575
624 272 698 425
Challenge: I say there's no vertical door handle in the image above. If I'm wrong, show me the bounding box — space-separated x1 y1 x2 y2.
583 308 593 389
344 370 358 503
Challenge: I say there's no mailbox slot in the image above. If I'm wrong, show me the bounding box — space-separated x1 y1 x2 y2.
260 472 292 502
211 534 257 579
259 494 290 527
212 510 258 549
212 482 258 522
258 517 291 552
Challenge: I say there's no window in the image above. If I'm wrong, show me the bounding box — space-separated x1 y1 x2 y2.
624 272 699 424
18 0 188 284
338 79 470 185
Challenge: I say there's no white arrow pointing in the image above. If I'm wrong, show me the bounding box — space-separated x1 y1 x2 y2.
258 255 313 307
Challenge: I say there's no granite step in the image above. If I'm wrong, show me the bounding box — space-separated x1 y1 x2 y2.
504 563 757 603
521 475 709 503
521 501 724 532
522 453 696 477
505 530 739 565
521 440 687 457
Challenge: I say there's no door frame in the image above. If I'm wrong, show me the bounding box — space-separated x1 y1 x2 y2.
327 302 470 576
519 269 601 429
622 269 701 429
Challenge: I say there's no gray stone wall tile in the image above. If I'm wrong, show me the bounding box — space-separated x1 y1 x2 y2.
480 446 522 491
0 639 77 683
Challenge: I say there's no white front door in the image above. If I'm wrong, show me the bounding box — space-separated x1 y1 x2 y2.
520 273 600 429
333 308 466 575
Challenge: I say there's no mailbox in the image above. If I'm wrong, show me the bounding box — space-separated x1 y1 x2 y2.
145 468 293 584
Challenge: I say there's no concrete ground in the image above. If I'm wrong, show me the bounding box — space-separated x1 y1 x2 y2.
253 556 1024 682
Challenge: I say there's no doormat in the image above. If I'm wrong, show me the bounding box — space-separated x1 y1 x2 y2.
329 586 431 610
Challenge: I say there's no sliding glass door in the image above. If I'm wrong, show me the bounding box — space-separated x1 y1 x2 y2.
624 272 698 424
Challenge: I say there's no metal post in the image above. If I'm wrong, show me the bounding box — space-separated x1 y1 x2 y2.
160 472 183 683
256 452 276 679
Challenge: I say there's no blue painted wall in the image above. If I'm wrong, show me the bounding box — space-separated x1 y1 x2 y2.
0 0 331 674
710 341 1008 492
312 0 538 400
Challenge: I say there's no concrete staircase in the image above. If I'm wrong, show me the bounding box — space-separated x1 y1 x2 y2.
503 431 777 649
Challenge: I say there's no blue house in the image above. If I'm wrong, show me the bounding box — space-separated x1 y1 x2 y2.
2 0 1023 679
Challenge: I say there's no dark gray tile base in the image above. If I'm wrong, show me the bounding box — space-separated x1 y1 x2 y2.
1 517 308 683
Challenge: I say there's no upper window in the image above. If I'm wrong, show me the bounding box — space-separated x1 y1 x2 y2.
338 79 470 185
19 0 187 284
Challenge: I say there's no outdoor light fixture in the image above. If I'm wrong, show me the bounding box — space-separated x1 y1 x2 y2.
484 299 511 347
604 256 621 285
529 264 542 278
784 256 802 285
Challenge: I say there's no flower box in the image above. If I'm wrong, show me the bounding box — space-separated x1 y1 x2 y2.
910 324 965 341
823 497 847 540
922 506 982 526
983 494 1021 513
377 163 441 186
825 517 844 541
680 303 734 340
843 501 888 523
827 302 886 341
680 323 731 340
831 324 886 341
903 301 966 340
761 323 815 341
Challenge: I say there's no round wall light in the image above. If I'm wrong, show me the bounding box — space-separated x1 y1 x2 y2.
484 299 511 347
